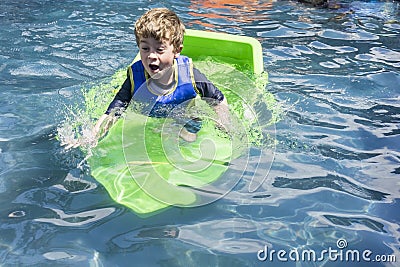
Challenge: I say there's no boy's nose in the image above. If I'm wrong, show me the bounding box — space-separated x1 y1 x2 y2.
148 51 157 59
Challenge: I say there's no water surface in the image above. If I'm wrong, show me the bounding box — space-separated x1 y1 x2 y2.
1 0 399 266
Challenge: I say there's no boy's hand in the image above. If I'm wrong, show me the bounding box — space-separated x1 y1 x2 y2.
60 125 98 150
213 98 233 133
92 114 117 139
61 114 116 150
179 127 197 142
60 138 81 150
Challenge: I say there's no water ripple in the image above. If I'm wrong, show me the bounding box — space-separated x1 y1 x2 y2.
273 173 389 201
9 60 73 78
308 211 400 236
309 40 358 53
356 47 400 68
35 207 115 227
112 218 266 254
319 28 379 41
258 25 315 38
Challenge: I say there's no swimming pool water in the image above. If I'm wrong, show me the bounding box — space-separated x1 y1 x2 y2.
1 1 399 266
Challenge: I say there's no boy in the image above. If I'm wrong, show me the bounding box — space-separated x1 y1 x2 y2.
93 8 230 143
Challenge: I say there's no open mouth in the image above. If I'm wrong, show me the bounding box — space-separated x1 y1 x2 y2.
149 64 159 72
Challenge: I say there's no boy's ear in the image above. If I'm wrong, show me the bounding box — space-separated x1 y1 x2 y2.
174 45 184 58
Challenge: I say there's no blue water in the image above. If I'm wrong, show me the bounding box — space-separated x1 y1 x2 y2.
1 1 399 266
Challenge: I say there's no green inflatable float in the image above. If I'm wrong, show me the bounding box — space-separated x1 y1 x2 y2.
87 29 274 216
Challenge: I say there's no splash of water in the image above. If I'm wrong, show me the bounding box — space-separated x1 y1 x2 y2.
57 60 282 158
57 69 126 153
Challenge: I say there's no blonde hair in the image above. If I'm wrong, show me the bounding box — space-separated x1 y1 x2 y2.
134 8 185 53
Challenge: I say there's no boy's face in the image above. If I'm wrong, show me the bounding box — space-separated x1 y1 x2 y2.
139 37 182 81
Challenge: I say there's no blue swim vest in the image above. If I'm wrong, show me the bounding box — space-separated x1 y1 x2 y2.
128 56 198 117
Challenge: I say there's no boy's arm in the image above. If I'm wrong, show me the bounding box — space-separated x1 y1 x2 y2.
93 72 132 138
104 74 132 115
